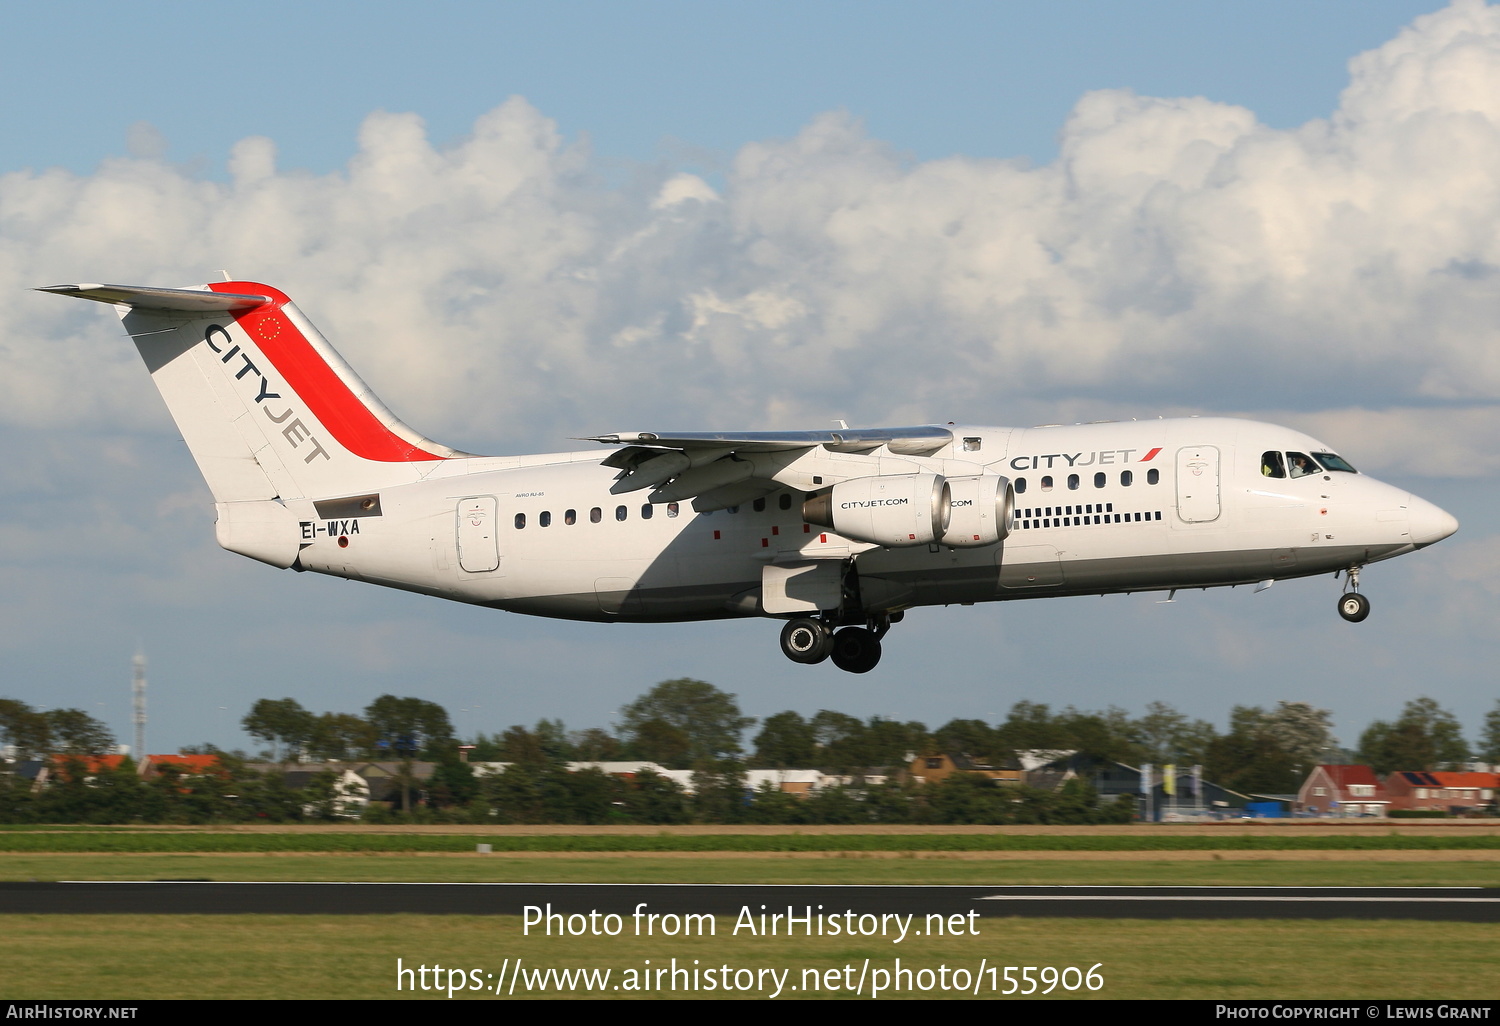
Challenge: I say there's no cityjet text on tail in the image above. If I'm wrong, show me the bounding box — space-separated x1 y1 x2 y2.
42 280 1458 673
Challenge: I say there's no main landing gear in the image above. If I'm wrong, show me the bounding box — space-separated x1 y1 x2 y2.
1337 565 1371 623
778 614 895 673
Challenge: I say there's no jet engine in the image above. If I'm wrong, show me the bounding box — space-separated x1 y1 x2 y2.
802 474 950 547
941 475 1014 547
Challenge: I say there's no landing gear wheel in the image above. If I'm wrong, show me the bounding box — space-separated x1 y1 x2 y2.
780 618 831 664
1338 592 1370 623
830 626 882 673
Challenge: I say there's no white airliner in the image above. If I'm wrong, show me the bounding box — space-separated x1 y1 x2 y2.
43 280 1458 673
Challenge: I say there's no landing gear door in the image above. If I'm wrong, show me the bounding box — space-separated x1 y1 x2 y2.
457 496 501 573
1175 446 1221 523
763 560 843 615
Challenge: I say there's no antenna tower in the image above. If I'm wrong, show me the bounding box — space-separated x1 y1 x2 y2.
131 651 146 759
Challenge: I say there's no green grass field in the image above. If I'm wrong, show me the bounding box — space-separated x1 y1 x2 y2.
2 914 1495 1000
3 852 1498 886
2 829 1497 853
3 826 1496 1000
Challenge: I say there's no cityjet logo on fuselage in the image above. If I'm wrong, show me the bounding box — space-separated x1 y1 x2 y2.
1008 447 1162 472
204 323 331 464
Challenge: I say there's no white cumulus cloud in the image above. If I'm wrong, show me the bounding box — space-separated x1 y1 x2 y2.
1 2 1497 465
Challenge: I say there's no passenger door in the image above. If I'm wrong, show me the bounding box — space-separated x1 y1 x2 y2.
456 496 501 572
1175 446 1221 523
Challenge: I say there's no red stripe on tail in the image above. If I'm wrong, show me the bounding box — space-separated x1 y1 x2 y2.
209 282 445 463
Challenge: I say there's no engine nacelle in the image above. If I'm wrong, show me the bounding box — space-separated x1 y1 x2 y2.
942 475 1014 547
803 474 950 547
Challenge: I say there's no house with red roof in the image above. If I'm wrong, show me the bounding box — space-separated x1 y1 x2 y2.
1385 771 1499 815
28 754 131 791
50 754 128 775
1296 764 1390 817
139 754 224 780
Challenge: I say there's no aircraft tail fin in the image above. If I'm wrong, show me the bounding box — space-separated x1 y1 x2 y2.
40 281 472 505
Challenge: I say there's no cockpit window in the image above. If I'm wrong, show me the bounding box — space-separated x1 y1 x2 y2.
1261 451 1286 479
1313 452 1357 473
1287 452 1321 479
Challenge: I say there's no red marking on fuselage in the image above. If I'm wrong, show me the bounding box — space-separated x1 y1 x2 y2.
209 281 445 463
1140 447 1162 462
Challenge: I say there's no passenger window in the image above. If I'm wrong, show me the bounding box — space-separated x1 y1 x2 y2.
615 505 627 521
539 511 551 528
590 507 602 523
779 493 791 510
1287 452 1320 479
565 509 576 525
641 503 654 520
1040 476 1054 492
1147 469 1159 485
1261 451 1286 479
1015 477 1027 494
514 513 526 529
667 502 680 518
753 497 766 512
1067 474 1079 490
1121 471 1133 486
1094 472 1105 488
963 437 982 452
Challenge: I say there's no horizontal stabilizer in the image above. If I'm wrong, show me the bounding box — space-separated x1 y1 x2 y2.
37 283 270 313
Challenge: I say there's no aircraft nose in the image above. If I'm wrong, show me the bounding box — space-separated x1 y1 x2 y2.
1407 494 1459 547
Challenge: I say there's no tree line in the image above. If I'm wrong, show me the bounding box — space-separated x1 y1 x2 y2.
2 682 1496 826
0 742 1139 826
233 683 1495 795
0 699 116 759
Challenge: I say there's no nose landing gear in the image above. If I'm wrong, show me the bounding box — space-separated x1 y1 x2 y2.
1337 565 1371 622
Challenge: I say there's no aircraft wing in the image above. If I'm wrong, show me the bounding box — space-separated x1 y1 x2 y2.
585 426 953 510
587 426 952 454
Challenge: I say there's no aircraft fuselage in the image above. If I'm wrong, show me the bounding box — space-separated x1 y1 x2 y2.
287 417 1447 623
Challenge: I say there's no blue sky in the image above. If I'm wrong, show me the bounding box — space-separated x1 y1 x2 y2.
2 0 1495 757
1 1 1437 173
